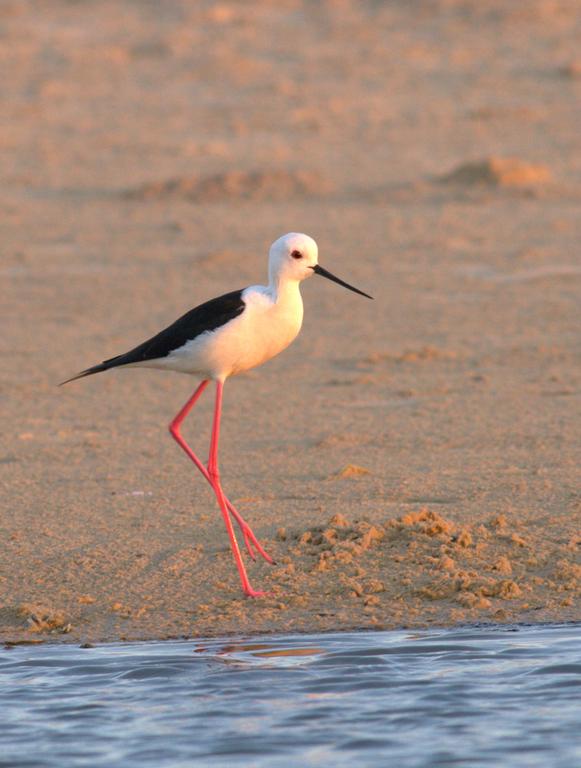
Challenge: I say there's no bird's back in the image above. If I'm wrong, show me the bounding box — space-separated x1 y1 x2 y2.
61 290 246 384
62 273 306 384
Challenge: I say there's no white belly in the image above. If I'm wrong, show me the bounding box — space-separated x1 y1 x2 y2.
140 284 303 380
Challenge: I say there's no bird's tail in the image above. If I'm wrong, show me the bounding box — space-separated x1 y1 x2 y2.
59 362 110 386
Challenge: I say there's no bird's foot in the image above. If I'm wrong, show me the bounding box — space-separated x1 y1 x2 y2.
225 499 276 565
239 523 276 566
243 587 272 599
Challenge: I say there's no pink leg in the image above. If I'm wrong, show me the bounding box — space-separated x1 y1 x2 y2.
208 381 267 598
169 381 274 565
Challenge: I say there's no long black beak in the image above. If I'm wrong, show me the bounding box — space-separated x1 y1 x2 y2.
311 264 374 299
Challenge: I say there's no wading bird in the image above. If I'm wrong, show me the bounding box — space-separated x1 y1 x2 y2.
62 233 373 596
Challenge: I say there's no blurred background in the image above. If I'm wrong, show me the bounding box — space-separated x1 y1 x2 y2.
1 1 580 640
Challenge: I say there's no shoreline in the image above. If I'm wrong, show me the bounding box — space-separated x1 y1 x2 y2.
3 507 579 645
4 618 580 649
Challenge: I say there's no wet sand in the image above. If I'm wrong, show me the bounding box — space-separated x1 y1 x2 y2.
1 0 580 643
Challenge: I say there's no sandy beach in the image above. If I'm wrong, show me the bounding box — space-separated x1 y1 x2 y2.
1 0 580 644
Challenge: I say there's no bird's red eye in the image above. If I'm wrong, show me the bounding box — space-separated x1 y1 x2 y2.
291 250 303 259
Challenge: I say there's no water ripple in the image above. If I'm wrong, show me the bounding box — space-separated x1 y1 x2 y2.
1 624 581 767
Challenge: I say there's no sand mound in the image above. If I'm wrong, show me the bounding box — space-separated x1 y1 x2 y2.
272 509 580 627
125 169 332 202
293 517 385 574
18 603 71 635
440 157 552 188
335 464 372 478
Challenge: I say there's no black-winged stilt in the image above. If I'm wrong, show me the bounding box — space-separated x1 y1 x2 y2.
61 233 373 597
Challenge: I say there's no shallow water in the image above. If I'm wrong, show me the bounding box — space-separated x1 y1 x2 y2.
1 624 580 768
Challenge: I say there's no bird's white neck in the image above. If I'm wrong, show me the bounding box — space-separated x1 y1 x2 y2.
268 273 302 304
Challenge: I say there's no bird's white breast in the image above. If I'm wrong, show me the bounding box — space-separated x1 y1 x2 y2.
157 282 304 380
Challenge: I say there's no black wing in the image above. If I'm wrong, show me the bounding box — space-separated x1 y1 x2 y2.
61 289 245 384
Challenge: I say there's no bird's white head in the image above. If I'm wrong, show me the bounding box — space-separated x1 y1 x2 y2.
268 232 374 299
268 232 319 286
